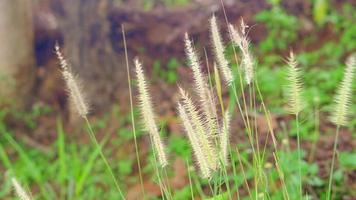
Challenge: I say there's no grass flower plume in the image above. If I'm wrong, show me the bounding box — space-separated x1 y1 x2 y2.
178 102 211 178
286 51 303 115
331 55 356 126
55 45 89 118
135 59 168 167
210 15 233 85
220 110 231 165
179 87 217 172
11 178 31 200
184 33 218 137
229 20 254 85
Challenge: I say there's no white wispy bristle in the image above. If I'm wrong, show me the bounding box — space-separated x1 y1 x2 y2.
210 15 233 85
179 87 217 171
286 51 303 115
229 20 254 85
11 178 31 200
220 110 231 165
184 33 218 136
178 102 211 178
55 45 89 118
331 55 355 126
135 59 168 167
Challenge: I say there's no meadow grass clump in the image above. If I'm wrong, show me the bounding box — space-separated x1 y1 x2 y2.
8 11 355 200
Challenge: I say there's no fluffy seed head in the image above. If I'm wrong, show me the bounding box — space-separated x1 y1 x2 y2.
179 87 217 171
331 55 355 126
184 33 207 98
229 21 254 85
220 110 231 165
135 59 168 167
11 177 32 200
184 33 218 137
178 102 211 178
55 45 89 118
210 15 233 85
286 51 303 115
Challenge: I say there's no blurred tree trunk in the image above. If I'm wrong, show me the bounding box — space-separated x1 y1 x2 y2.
54 0 127 114
0 0 35 108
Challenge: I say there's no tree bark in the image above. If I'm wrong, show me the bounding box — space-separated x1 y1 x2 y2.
54 0 127 113
0 0 35 108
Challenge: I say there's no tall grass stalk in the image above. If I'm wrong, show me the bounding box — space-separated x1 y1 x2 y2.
295 113 302 199
285 52 304 199
55 45 125 199
223 17 262 198
134 58 171 198
327 55 355 200
326 125 340 200
186 159 195 199
122 24 145 199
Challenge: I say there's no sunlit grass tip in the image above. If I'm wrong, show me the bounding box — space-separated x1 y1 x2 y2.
286 51 303 115
135 58 168 167
331 55 355 126
11 177 32 200
55 44 89 118
229 19 254 85
210 15 233 85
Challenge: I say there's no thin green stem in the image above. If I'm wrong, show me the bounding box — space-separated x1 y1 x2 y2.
235 147 253 199
84 117 125 199
326 125 340 200
295 113 302 199
186 159 195 199
122 24 146 199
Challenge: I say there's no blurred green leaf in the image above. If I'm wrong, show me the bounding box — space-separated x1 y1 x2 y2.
339 152 356 169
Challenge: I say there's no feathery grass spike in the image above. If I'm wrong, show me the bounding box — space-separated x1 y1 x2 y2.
179 87 217 171
184 33 217 136
229 20 254 85
55 45 89 118
135 59 168 167
11 178 32 200
178 102 211 178
220 110 231 165
331 55 355 126
286 51 303 115
210 15 233 85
